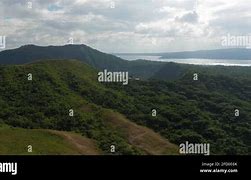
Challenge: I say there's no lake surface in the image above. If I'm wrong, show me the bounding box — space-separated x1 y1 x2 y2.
116 55 251 66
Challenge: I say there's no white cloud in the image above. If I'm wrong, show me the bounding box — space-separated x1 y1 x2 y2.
0 0 251 52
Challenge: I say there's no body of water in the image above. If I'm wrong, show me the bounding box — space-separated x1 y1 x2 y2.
116 55 251 66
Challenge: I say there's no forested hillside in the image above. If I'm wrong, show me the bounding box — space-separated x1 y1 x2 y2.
0 60 178 155
0 59 250 155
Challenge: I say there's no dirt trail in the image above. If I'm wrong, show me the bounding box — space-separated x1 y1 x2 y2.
103 110 179 155
47 130 101 155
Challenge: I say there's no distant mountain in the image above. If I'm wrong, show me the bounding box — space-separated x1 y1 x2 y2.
0 44 124 67
1 45 251 81
0 44 165 79
160 48 251 60
117 48 251 60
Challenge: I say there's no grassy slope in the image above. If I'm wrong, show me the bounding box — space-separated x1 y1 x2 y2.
0 124 101 155
0 110 178 155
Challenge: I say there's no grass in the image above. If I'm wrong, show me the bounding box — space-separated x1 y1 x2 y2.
0 124 101 155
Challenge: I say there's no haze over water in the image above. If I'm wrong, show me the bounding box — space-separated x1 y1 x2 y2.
116 55 251 67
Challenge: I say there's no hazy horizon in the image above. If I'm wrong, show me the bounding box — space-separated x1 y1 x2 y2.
1 43 251 55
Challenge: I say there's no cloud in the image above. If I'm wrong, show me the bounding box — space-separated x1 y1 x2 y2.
0 0 250 52
176 11 199 23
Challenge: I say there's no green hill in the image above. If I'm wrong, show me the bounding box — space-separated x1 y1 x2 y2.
0 60 178 155
107 75 251 155
0 59 250 155
151 63 251 80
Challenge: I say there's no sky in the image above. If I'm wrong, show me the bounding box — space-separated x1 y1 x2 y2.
0 0 251 53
